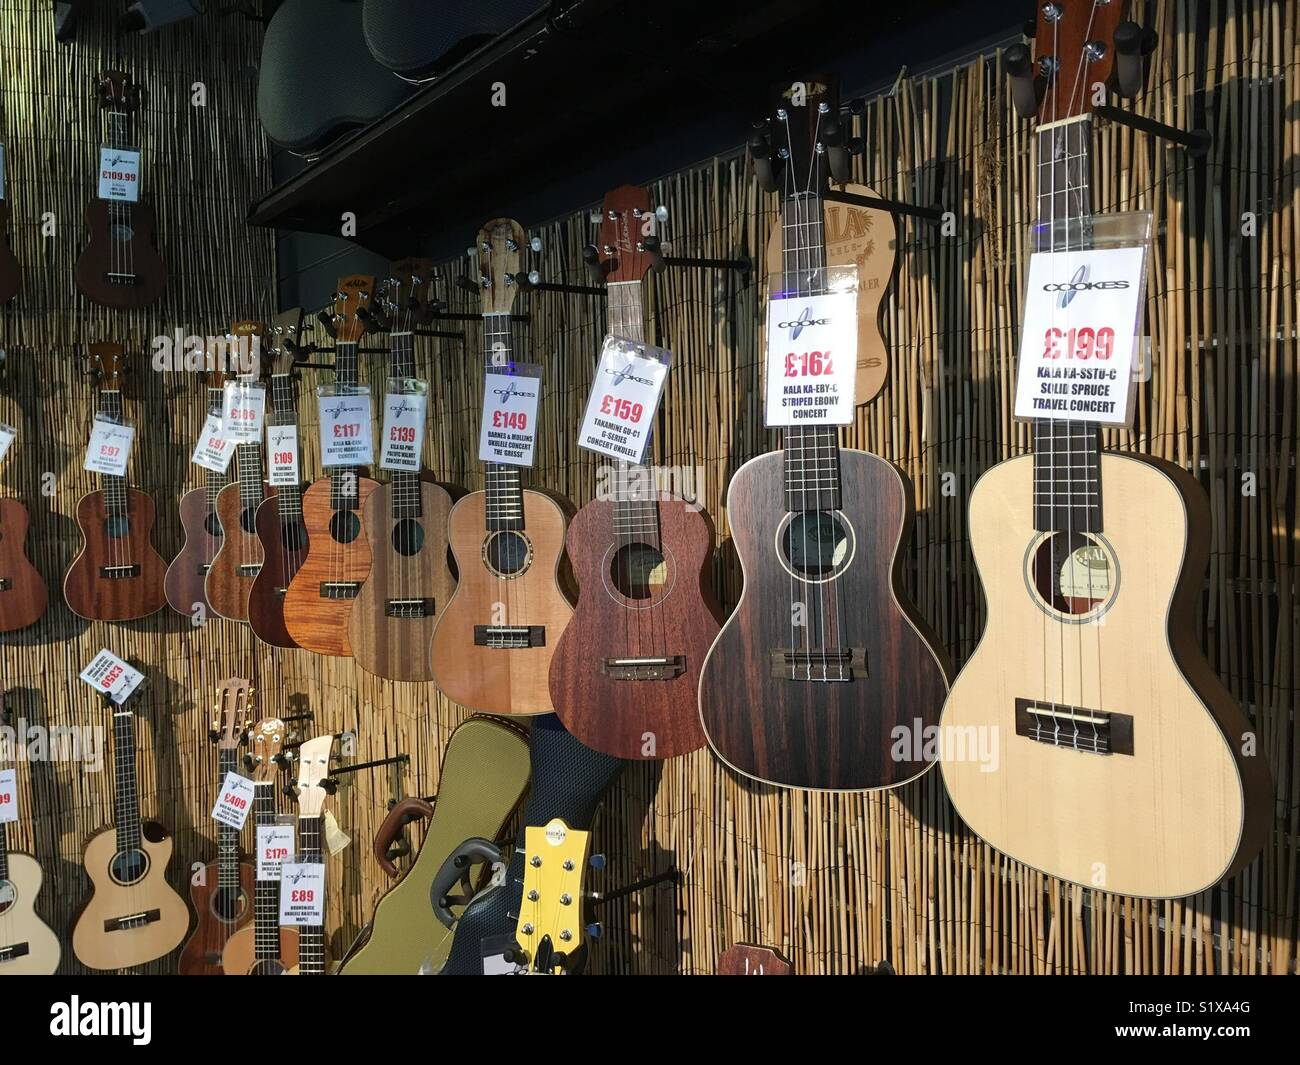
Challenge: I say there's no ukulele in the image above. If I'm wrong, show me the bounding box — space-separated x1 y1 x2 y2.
165 364 230 620
248 309 308 648
283 276 379 656
0 357 47 633
64 343 167 622
208 322 275 622
349 260 455 681
548 185 718 759
71 693 189 970
697 77 951 791
222 715 300 975
284 734 335 975
938 2 1271 898
73 71 165 309
178 678 255 975
430 219 574 715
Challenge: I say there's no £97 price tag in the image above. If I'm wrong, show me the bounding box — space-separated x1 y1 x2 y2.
317 388 374 468
257 823 295 881
0 768 17 825
83 417 136 477
379 381 428 472
78 648 145 704
211 771 256 830
764 291 859 427
577 336 671 464
221 381 266 442
190 412 235 473
265 424 300 487
279 861 326 925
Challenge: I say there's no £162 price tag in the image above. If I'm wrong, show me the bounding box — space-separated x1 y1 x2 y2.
190 412 235 473
317 388 374 468
764 291 859 427
256 823 295 881
78 649 145 704
0 768 17 825
0 421 16 464
265 424 300 486
478 364 542 467
97 147 141 202
279 861 326 925
379 380 428 472
83 417 136 477
221 380 266 442
577 336 671 465
211 771 256 830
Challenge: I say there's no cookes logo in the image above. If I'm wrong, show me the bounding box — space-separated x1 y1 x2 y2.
1044 264 1130 308
778 305 831 339
605 363 653 387
493 380 537 403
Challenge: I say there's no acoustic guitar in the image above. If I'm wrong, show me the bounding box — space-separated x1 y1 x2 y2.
64 343 167 622
349 260 455 681
430 220 574 715
222 715 300 975
697 77 951 791
938 3 1271 898
284 276 379 656
74 71 166 310
0 356 47 633
71 694 189 970
549 185 718 759
248 309 308 648
178 678 255 975
284 734 335 975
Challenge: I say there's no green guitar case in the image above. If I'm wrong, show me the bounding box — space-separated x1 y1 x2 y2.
338 716 530 974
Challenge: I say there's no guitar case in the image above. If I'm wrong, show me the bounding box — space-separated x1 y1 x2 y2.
258 0 413 154
362 0 546 81
337 716 530 975
438 714 624 975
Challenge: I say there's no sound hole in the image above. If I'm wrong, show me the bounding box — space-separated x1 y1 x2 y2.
1031 531 1114 614
392 518 424 557
109 222 135 243
210 886 247 923
240 506 258 535
105 516 129 539
250 958 286 975
280 520 307 552
610 543 667 600
329 510 361 544
0 879 16 915
484 531 530 576
111 848 149 885
781 511 850 579
204 512 223 537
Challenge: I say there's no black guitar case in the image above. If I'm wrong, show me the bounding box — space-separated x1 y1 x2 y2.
362 0 546 81
258 0 413 153
438 714 624 975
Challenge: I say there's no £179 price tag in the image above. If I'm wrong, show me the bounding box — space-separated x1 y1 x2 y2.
0 768 17 825
83 418 136 477
279 861 326 925
257 823 295 881
211 771 256 830
317 389 374 467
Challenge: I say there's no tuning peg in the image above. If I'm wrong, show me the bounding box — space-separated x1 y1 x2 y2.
654 205 669 223
321 777 338 795
589 853 606 871
529 235 543 253
1113 21 1154 99
207 725 220 742
584 922 604 940
1005 42 1041 119
749 122 781 193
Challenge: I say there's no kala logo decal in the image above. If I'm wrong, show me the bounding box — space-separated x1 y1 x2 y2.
778 305 831 339
1043 263 1130 308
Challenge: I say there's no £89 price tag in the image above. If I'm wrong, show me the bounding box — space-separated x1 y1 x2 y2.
577 337 671 464
279 861 326 925
317 388 374 467
78 648 145 704
265 424 300 487
0 768 18 825
211 771 256 830
190 412 235 473
83 417 136 477
0 420 16 464
256 823 295 881
221 381 266 442
379 380 428 472
97 147 141 202
764 291 859 427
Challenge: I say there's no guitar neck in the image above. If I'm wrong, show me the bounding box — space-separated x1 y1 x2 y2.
388 330 422 517
204 387 226 507
236 439 265 509
252 781 280 962
105 108 136 223
112 707 142 853
482 313 525 530
269 371 303 520
99 389 129 509
296 813 325 975
216 748 240 890
330 340 361 510
0 818 9 884
606 279 661 542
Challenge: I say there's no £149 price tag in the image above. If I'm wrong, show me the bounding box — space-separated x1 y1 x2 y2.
83 417 136 477
317 389 374 467
78 649 145 705
221 381 267 442
190 412 235 473
265 424 300 486
478 364 543 467
577 337 671 465
256 824 295 881
211 771 256 830
279 861 326 925
379 382 428 472
97 147 141 202
0 768 17 825
764 291 859 427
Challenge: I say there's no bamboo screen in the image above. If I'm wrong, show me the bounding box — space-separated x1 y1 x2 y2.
0 0 1294 975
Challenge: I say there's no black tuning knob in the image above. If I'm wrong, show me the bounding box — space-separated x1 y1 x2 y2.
749 122 781 193
1113 21 1154 99
320 777 338 795
1005 42 1041 119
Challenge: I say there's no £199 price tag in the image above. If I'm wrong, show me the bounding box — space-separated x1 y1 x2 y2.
279 861 326 925
764 291 859 426
256 823 295 881
317 388 374 468
265 424 300 486
211 771 256 830
190 412 235 473
0 768 18 825
478 364 543 467
97 147 141 202
78 649 145 704
83 417 136 477
221 380 266 442
0 421 16 464
577 336 671 465
379 380 428 472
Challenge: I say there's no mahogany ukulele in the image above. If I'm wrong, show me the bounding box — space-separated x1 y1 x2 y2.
430 219 574 715
549 185 718 759
74 71 165 310
283 276 379 656
178 678 255 974
0 355 47 633
697 77 951 791
64 343 167 622
938 2 1270 898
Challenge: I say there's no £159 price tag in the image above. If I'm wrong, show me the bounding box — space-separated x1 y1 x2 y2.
78 649 145 705
764 291 859 427
83 417 136 477
257 823 295 881
265 424 300 486
190 412 235 473
221 380 266 442
0 768 18 825
279 861 326 925
317 388 374 468
211 771 256 830
478 364 542 467
577 337 671 465
0 421 15 464
97 147 141 202
379 380 428 472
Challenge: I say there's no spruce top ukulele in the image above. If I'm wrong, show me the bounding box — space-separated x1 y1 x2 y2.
285 734 334 975
0 356 47 633
64 343 167 622
697 77 951 791
74 71 165 309
938 2 1270 898
430 219 574 715
178 678 254 975
349 260 455 681
549 185 718 759
284 276 379 656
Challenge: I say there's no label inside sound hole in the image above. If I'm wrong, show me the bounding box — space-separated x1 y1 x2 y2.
1059 543 1112 601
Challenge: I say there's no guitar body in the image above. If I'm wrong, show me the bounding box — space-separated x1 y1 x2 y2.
165 488 223 618
940 453 1271 897
0 852 61 975
248 495 306 648
206 482 274 621
283 474 379 656
71 824 190 970
64 489 167 621
0 498 48 632
220 925 300 976
431 490 573 715
699 449 950 790
177 860 254 975
74 200 166 310
550 495 718 759
349 480 455 681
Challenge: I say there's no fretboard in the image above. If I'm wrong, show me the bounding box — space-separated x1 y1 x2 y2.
112 708 141 854
204 386 227 509
99 390 129 516
296 814 325 975
388 330 422 519
216 748 240 890
0 818 9 884
269 371 303 520
330 340 361 511
252 780 280 962
607 279 661 544
483 313 525 532
105 109 135 229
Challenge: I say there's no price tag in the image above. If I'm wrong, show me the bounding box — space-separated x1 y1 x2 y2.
478 363 542 468
78 649 145 704
221 380 266 442
256 822 295 881
764 291 859 426
379 379 428 472
97 147 141 202
1013 245 1145 426
210 771 255 830
0 421 15 463
0 768 18 825
317 387 374 468
577 337 671 464
190 412 235 473
279 861 326 925
265 424 300 487
82 417 135 477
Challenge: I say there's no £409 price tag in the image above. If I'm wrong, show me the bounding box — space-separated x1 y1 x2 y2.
317 388 374 467
279 861 326 925
83 417 136 477
577 336 671 465
221 380 266 442
78 649 145 704
379 381 428 472
764 291 859 427
211 771 256 830
257 823 295 881
265 424 300 487
478 364 543 467
190 412 235 473
0 768 18 825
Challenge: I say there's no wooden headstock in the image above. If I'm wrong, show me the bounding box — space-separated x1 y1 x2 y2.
329 275 375 344
292 735 335 819
474 219 526 316
94 70 141 112
381 257 436 331
248 717 287 783
765 77 841 202
514 818 592 974
596 185 656 284
1032 1 1125 123
267 307 305 376
212 678 252 752
86 342 127 389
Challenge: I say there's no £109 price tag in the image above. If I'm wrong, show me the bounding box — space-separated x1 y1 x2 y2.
317 388 374 467
379 381 428 472
78 649 145 705
265 424 300 487
0 768 17 825
764 291 859 426
256 823 295 881
211 771 256 830
279 861 326 925
478 364 543 467
221 381 267 442
83 417 136 477
577 336 671 464
190 412 235 473
97 147 141 202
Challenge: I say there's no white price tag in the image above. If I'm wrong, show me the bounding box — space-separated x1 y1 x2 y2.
279 861 326 925
577 337 670 464
0 421 15 463
265 425 300 487
256 823 295 881
211 772 256 830
764 291 859 427
190 412 235 473
97 146 141 202
1013 245 1145 426
82 417 135 477
78 649 145 704
478 364 542 468
317 388 374 468
221 381 266 442
379 380 428 472
0 768 18 825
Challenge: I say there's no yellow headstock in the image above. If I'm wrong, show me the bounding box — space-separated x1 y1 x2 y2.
474 218 526 316
514 818 591 974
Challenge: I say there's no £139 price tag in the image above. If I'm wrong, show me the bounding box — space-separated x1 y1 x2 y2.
577 336 671 464
764 291 859 427
97 147 141 202
78 649 145 704
265 424 300 486
221 380 266 442
83 417 135 477
317 388 374 467
0 421 16 464
190 412 235 473
211 771 256 830
256 823 295 881
0 768 17 825
379 380 428 472
279 861 326 925
478 364 543 467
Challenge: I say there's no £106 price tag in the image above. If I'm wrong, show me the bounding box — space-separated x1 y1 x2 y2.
577 336 671 465
478 363 543 467
83 417 136 477
279 860 326 925
211 771 256 830
221 380 267 442
0 768 17 825
257 823 295 881
78 649 145 704
0 421 16 464
190 412 235 473
265 424 300 486
317 388 374 467
97 147 141 202
379 380 428 472
764 291 859 426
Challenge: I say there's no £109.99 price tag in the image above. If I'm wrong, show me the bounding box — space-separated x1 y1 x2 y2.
83 417 136 477
78 649 145 705
279 861 326 925
256 823 295 881
190 412 235 473
317 388 374 467
478 364 543 467
0 768 18 825
211 771 256 830
764 291 859 427
97 147 141 202
379 380 428 472
221 380 267 442
265 424 300 486
577 336 671 465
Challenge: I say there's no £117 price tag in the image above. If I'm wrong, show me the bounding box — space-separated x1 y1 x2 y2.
379 380 428 472
97 147 141 202
279 861 326 925
190 412 235 473
764 291 859 427
211 771 256 830
478 364 543 467
78 649 145 704
83 417 136 477
0 421 16 464
0 768 17 825
265 424 300 486
221 380 266 442
317 388 374 467
577 336 671 465
256 823 295 881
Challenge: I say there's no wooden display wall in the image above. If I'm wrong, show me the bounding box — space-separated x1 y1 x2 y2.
0 0 1295 975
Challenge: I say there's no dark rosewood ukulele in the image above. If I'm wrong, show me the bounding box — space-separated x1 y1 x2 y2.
549 185 718 759
697 78 951 791
0 355 47 633
64 343 167 622
74 71 165 310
